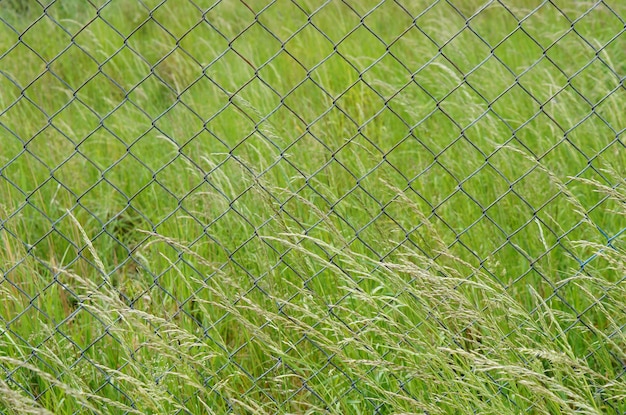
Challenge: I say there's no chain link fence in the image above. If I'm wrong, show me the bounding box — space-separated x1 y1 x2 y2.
1 0 626 413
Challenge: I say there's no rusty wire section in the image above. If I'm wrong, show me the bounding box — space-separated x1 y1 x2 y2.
1 0 626 414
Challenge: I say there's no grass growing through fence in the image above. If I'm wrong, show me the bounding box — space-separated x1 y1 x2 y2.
1 0 626 413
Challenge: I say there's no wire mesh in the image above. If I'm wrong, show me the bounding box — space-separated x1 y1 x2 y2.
1 0 626 414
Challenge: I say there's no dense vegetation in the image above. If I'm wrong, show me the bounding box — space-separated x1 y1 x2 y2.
1 1 625 413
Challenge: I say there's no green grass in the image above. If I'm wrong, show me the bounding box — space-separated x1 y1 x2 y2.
1 0 626 413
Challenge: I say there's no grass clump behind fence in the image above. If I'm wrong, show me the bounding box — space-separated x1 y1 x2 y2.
1 0 626 413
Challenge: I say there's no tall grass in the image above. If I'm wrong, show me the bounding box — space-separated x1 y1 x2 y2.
1 0 626 413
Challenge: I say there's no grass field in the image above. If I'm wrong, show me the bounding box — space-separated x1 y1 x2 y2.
1 0 626 413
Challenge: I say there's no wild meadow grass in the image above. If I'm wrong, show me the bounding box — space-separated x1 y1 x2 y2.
1 0 626 413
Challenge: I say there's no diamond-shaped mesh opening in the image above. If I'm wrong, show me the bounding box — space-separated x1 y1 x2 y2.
487 242 534 290
358 159 409 203
385 81 433 126
587 195 626 239
437 136 485 179
151 0 202 39
178 18 228 64
596 88 626 132
51 99 101 139
458 216 508 261
153 101 204 145
519 2 572 49
413 108 461 154
486 190 535 237
388 25 439 74
413 54 464 102
75 71 125 116
336 26 386 74
601 26 626 67
285 133 332 172
256 0 309 41
308 1 360 44
202 0 255 40
333 133 382 176
204 106 254 149
410 161 458 207
283 25 331 70
102 153 153 198
468 4 519 47
414 1 467 46
517 58 569 105
126 74 177 119
24 126 74 170
487 144 536 183
573 2 626 44
489 83 539 130
440 82 490 127
572 60 622 107
203 205 254 249
1 95 48 139
511 166 560 211
102 203 151 242
234 77 282 120
231 22 283 68
125 19 176 67
441 26 492 75
493 26 544 72
204 48 256 93
465 55 517 102
511 111 557 156
592 139 626 175
4 296 54 344
539 137 589 179
131 181 179 223
257 50 307 97
308 52 359 98
363 1 414 45
29 176 75 220
330 186 379 236
177 75 230 120
361 53 412 98
0 71 22 110
42 2 96 33
75 129 124 174
153 156 204 200
47 44 99 91
273 185 324 232
545 29 598 77
0 2 41 31
307 160 357 207
282 78 331 125
2 261 44 312
20 16 71 62
437 188 484 234
98 45 150 92
93 1 144 36
71 15 123 57
359 109 408 154
22 71 72 116
258 105 305 149
567 114 616 158
2 151 50 195
543 85 593 131
179 131 229 170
